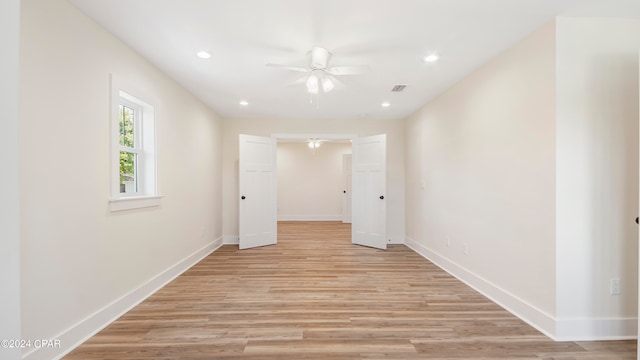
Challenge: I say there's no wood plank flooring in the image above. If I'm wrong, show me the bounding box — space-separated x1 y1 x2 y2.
65 221 636 359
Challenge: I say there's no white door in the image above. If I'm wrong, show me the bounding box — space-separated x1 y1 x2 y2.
342 154 352 224
352 134 386 250
239 134 277 250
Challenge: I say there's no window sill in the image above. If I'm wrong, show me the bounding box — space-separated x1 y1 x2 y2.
109 195 163 212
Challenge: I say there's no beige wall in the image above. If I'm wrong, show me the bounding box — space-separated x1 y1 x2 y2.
405 21 558 334
20 0 223 358
555 17 640 338
277 142 352 220
1 0 21 358
406 16 640 340
222 118 405 244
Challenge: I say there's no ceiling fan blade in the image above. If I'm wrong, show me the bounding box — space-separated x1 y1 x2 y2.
266 63 309 73
287 76 308 87
326 74 345 87
327 65 370 76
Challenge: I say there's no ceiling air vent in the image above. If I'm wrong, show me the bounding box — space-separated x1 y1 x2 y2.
391 85 407 92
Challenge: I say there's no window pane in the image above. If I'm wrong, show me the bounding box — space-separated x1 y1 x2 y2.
119 105 135 147
119 151 137 193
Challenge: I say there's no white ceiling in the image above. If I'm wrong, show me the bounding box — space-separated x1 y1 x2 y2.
67 0 640 121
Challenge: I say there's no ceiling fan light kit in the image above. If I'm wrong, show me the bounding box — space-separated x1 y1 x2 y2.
305 71 335 94
308 139 321 149
306 73 319 94
321 77 334 92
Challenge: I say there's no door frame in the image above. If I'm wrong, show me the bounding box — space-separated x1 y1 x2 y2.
637 49 639 360
272 133 357 142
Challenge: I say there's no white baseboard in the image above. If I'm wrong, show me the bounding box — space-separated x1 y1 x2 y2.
404 236 557 339
25 237 223 360
278 214 342 221
223 235 239 245
404 237 638 341
227 235 403 246
555 317 637 341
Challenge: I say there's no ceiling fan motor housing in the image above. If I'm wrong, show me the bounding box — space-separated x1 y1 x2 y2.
310 46 331 69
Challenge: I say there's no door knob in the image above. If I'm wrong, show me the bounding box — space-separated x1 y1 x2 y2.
241 195 246 200
636 217 638 224
343 190 346 194
379 195 384 200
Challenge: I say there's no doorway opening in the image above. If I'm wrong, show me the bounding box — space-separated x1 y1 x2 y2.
275 134 353 225
274 134 354 247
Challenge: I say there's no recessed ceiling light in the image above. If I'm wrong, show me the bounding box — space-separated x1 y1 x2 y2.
239 100 249 106
381 102 391 108
196 51 211 59
424 54 439 63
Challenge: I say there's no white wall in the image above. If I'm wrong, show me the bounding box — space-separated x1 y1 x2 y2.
405 21 558 335
20 0 223 359
0 0 21 359
222 118 404 244
555 17 640 339
277 142 352 221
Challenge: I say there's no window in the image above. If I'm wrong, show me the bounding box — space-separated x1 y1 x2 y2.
119 100 141 194
109 76 160 211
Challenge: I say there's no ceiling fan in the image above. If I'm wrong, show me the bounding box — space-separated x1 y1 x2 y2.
267 46 368 94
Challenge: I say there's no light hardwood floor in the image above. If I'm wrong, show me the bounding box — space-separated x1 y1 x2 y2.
65 221 636 359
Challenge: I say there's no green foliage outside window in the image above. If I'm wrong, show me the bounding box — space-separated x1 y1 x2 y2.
119 105 136 183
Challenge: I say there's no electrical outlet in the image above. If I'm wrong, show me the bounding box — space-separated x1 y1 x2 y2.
464 243 468 255
610 278 621 295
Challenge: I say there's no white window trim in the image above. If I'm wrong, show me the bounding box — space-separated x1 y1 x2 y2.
109 195 163 212
109 74 161 212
